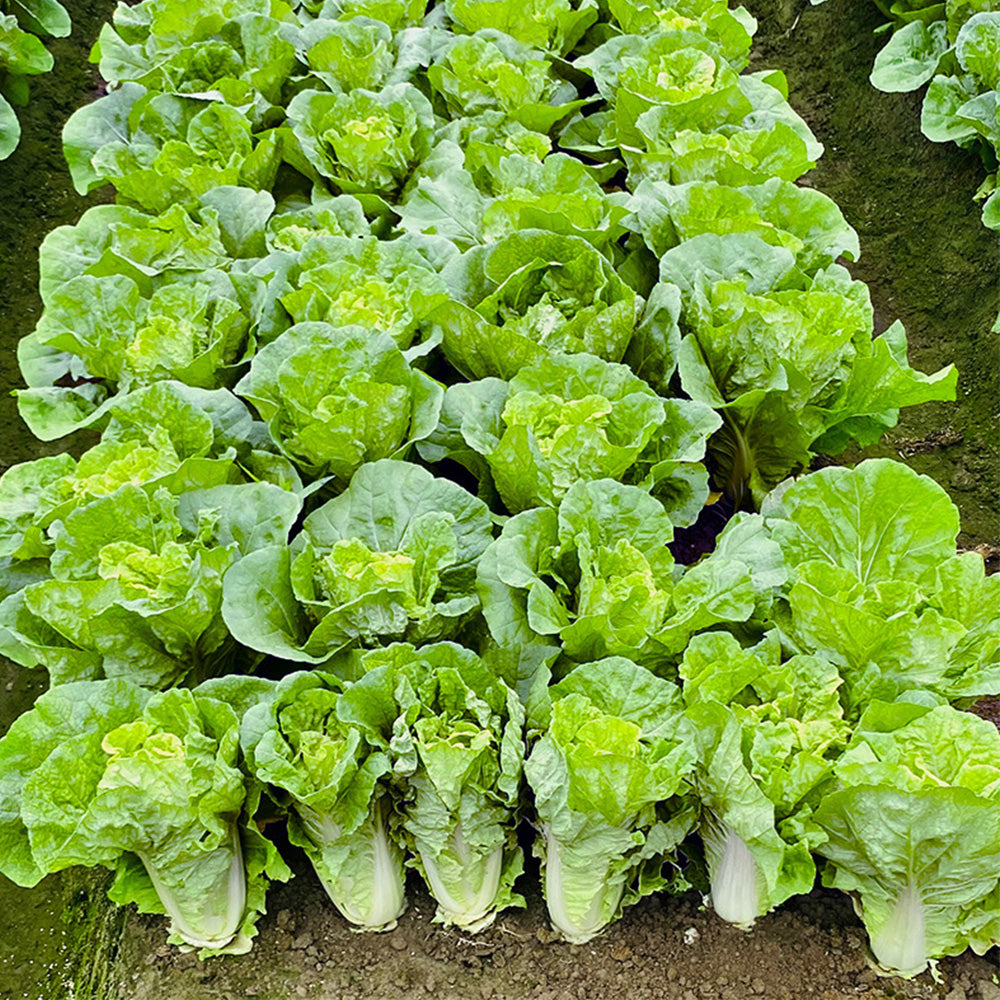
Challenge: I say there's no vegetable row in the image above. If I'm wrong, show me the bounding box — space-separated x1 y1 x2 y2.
0 0 994 984
4 621 1000 978
2 454 997 978
17 0 953 506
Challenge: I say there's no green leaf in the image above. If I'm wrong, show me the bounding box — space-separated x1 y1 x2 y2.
870 20 949 92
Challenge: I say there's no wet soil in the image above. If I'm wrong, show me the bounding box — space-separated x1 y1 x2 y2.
0 0 998 997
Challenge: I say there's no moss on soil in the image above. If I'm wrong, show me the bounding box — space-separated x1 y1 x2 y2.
747 0 1000 547
0 0 996 996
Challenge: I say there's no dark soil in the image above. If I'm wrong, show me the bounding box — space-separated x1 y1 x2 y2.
105 864 1000 1000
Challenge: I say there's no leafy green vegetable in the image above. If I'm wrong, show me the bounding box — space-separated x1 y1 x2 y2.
626 178 859 272
0 482 300 687
477 478 761 666
427 30 584 134
0 382 256 565
286 83 435 198
812 701 1000 976
241 671 406 930
18 266 264 441
63 87 282 211
222 460 493 662
681 632 847 926
433 229 641 379
0 8 63 159
662 233 957 501
525 657 698 942
444 0 598 54
762 459 999 714
422 353 718 513
398 142 629 253
0 677 287 955
235 322 444 480
337 642 525 930
277 235 450 349
38 188 277 302
92 0 298 123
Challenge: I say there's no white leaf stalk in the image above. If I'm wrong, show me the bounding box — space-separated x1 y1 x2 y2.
298 798 406 932
418 823 505 932
703 815 762 929
868 880 928 977
542 825 625 945
138 823 246 950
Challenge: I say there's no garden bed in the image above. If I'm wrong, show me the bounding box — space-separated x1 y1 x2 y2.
0 0 997 998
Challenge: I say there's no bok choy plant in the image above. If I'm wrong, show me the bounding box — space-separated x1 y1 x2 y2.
0 677 287 956
337 642 526 931
812 701 1000 976
222 459 493 662
525 657 698 943
680 632 848 927
761 459 1000 715
241 671 406 931
0 481 300 687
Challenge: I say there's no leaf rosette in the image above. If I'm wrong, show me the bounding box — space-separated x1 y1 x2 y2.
241 671 406 931
236 322 444 480
335 641 526 932
477 479 761 666
525 657 699 943
0 677 288 956
222 460 493 662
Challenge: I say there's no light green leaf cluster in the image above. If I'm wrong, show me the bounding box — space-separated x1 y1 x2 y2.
236 323 444 479
287 83 436 198
525 657 698 943
336 642 525 930
241 671 405 930
18 267 261 440
444 0 598 54
680 632 848 927
477 479 760 666
64 86 283 211
0 481 300 687
0 382 255 566
398 141 630 252
0 677 288 956
222 460 493 662
433 229 641 379
812 702 1000 976
421 353 719 513
91 0 299 121
663 234 956 502
761 459 999 714
427 30 584 133
278 234 451 348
